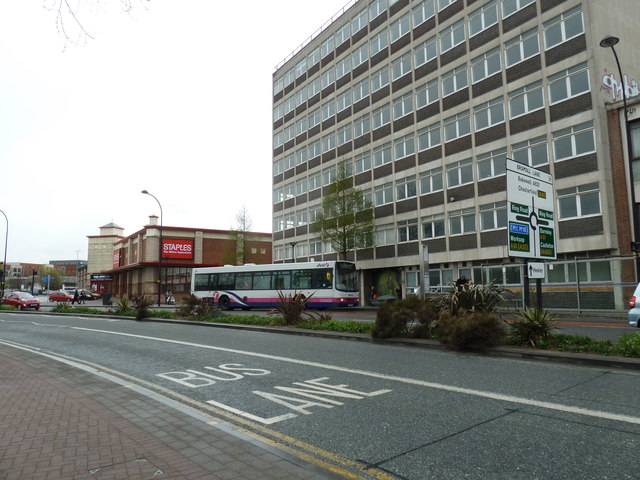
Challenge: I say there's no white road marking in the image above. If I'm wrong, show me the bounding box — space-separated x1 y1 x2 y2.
69 326 640 426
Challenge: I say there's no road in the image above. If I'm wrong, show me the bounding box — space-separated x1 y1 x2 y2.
1 311 639 479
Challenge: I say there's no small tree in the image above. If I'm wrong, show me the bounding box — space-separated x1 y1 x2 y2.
222 206 253 265
311 162 374 259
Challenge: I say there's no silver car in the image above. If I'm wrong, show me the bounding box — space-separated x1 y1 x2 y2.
628 283 640 327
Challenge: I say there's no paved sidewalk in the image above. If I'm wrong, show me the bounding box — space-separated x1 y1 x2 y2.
0 344 338 480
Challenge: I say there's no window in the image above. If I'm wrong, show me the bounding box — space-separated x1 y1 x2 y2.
307 47 321 69
295 117 308 136
273 158 284 176
309 239 323 256
323 165 337 186
391 13 410 43
398 219 419 242
394 134 415 159
442 65 468 96
415 36 437 69
284 125 294 142
372 104 391 129
309 204 322 222
284 96 295 115
420 167 444 194
375 223 395 246
283 181 294 198
295 178 308 196
273 186 284 203
444 110 471 141
544 6 584 50
296 208 309 226
355 150 372 173
354 113 371 138
273 76 284 96
308 139 322 159
307 77 321 98
336 90 352 112
321 68 335 89
284 212 295 230
391 53 412 81
309 171 322 191
295 58 307 79
504 28 539 68
273 131 283 149
396 175 417 200
353 78 370 103
352 8 368 34
375 182 394 206
416 79 439 109
335 22 350 46
393 93 413 120
322 132 336 153
295 145 308 164
474 96 504 131
337 124 352 146
477 148 507 180
273 216 284 232
413 0 435 27
557 183 600 219
418 122 441 151
373 142 392 166
508 80 543 118
512 135 549 167
370 28 388 56
322 100 336 121
446 158 473 187
335 57 351 80
283 68 295 87
449 207 476 235
352 43 369 69
502 0 534 18
308 108 321 129
468 1 497 37
438 0 455 11
553 121 595 161
273 103 283 122
480 201 507 230
471 47 501 83
369 0 388 20
548 62 590 104
439 20 465 54
371 66 390 92
422 213 445 238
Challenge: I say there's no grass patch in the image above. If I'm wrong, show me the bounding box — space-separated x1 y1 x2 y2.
195 314 282 327
297 319 372 334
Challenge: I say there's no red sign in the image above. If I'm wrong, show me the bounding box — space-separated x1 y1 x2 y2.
113 251 120 269
163 239 194 259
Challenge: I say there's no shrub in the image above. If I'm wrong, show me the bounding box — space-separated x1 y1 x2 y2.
178 294 222 320
268 291 315 325
615 332 640 357
437 310 506 348
371 297 439 339
439 281 508 316
508 306 557 347
113 297 134 316
127 295 153 320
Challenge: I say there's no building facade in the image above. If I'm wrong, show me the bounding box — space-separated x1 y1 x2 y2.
272 0 640 307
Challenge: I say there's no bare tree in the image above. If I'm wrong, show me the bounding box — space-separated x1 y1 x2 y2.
221 206 253 265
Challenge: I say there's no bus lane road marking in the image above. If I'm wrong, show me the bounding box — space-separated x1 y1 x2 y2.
72 327 640 426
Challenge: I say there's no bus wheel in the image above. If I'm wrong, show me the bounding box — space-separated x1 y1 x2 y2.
218 296 231 310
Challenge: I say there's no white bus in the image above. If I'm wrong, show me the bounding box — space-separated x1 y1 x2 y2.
191 261 360 310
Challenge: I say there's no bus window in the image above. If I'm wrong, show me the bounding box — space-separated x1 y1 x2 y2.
272 271 291 290
253 272 271 290
235 273 252 290
194 273 210 291
292 270 312 289
335 262 358 292
218 273 235 290
311 269 332 289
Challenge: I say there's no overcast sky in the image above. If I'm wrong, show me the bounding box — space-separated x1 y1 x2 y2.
0 0 350 264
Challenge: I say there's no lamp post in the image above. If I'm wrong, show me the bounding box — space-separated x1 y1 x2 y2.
141 190 163 306
600 35 640 280
0 209 7 297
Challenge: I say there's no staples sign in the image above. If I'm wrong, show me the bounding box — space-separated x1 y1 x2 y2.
163 239 194 259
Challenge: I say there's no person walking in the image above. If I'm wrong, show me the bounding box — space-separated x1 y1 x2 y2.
72 289 79 305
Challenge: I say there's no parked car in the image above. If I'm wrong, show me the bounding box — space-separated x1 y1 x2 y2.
79 290 94 301
628 283 640 327
1 291 41 310
49 290 74 302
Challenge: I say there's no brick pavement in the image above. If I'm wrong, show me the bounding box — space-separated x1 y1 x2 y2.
0 345 338 480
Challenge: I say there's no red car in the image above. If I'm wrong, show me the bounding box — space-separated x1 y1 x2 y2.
49 291 74 302
1 292 41 310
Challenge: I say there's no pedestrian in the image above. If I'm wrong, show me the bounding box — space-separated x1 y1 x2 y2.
72 289 79 305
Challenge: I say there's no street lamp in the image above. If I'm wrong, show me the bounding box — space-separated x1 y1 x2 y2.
600 35 640 279
0 209 7 297
141 190 163 306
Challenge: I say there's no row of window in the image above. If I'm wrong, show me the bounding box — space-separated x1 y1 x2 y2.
273 3 584 130
274 60 590 156
274 120 596 201
273 180 600 234
274 0 558 96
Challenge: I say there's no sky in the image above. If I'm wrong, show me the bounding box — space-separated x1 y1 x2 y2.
0 0 351 264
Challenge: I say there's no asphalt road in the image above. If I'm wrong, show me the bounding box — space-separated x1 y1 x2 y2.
1 311 639 479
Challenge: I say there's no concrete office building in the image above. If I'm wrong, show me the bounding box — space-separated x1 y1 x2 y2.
271 0 640 307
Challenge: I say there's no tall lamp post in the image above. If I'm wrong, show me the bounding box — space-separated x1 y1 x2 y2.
0 209 7 297
141 190 163 306
600 35 640 280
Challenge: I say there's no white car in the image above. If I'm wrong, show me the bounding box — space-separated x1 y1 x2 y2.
627 283 640 328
